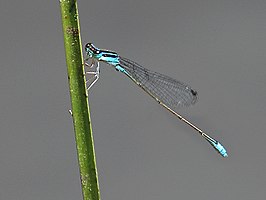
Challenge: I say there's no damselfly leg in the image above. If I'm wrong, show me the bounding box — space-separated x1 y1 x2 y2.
84 58 100 91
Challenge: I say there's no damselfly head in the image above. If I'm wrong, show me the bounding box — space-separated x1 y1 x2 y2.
85 43 100 56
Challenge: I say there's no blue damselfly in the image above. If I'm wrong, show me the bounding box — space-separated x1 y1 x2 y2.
84 43 228 157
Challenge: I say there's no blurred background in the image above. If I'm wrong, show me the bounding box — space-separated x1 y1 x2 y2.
1 0 266 199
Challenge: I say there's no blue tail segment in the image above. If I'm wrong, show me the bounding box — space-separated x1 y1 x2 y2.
115 65 128 75
208 140 228 157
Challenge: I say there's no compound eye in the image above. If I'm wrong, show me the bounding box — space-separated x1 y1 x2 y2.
85 43 91 49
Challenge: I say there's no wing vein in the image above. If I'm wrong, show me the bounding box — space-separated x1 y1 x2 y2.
119 57 198 111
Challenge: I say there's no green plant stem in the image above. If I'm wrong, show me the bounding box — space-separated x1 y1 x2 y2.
59 1 100 200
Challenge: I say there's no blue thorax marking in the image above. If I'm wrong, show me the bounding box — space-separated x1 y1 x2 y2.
85 43 120 66
85 43 128 75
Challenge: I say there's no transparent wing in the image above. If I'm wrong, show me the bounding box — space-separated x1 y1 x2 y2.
119 57 198 110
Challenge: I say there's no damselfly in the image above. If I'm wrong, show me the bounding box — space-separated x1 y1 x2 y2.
84 43 228 157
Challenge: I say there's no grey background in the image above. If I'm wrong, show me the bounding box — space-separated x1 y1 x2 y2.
1 0 266 200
